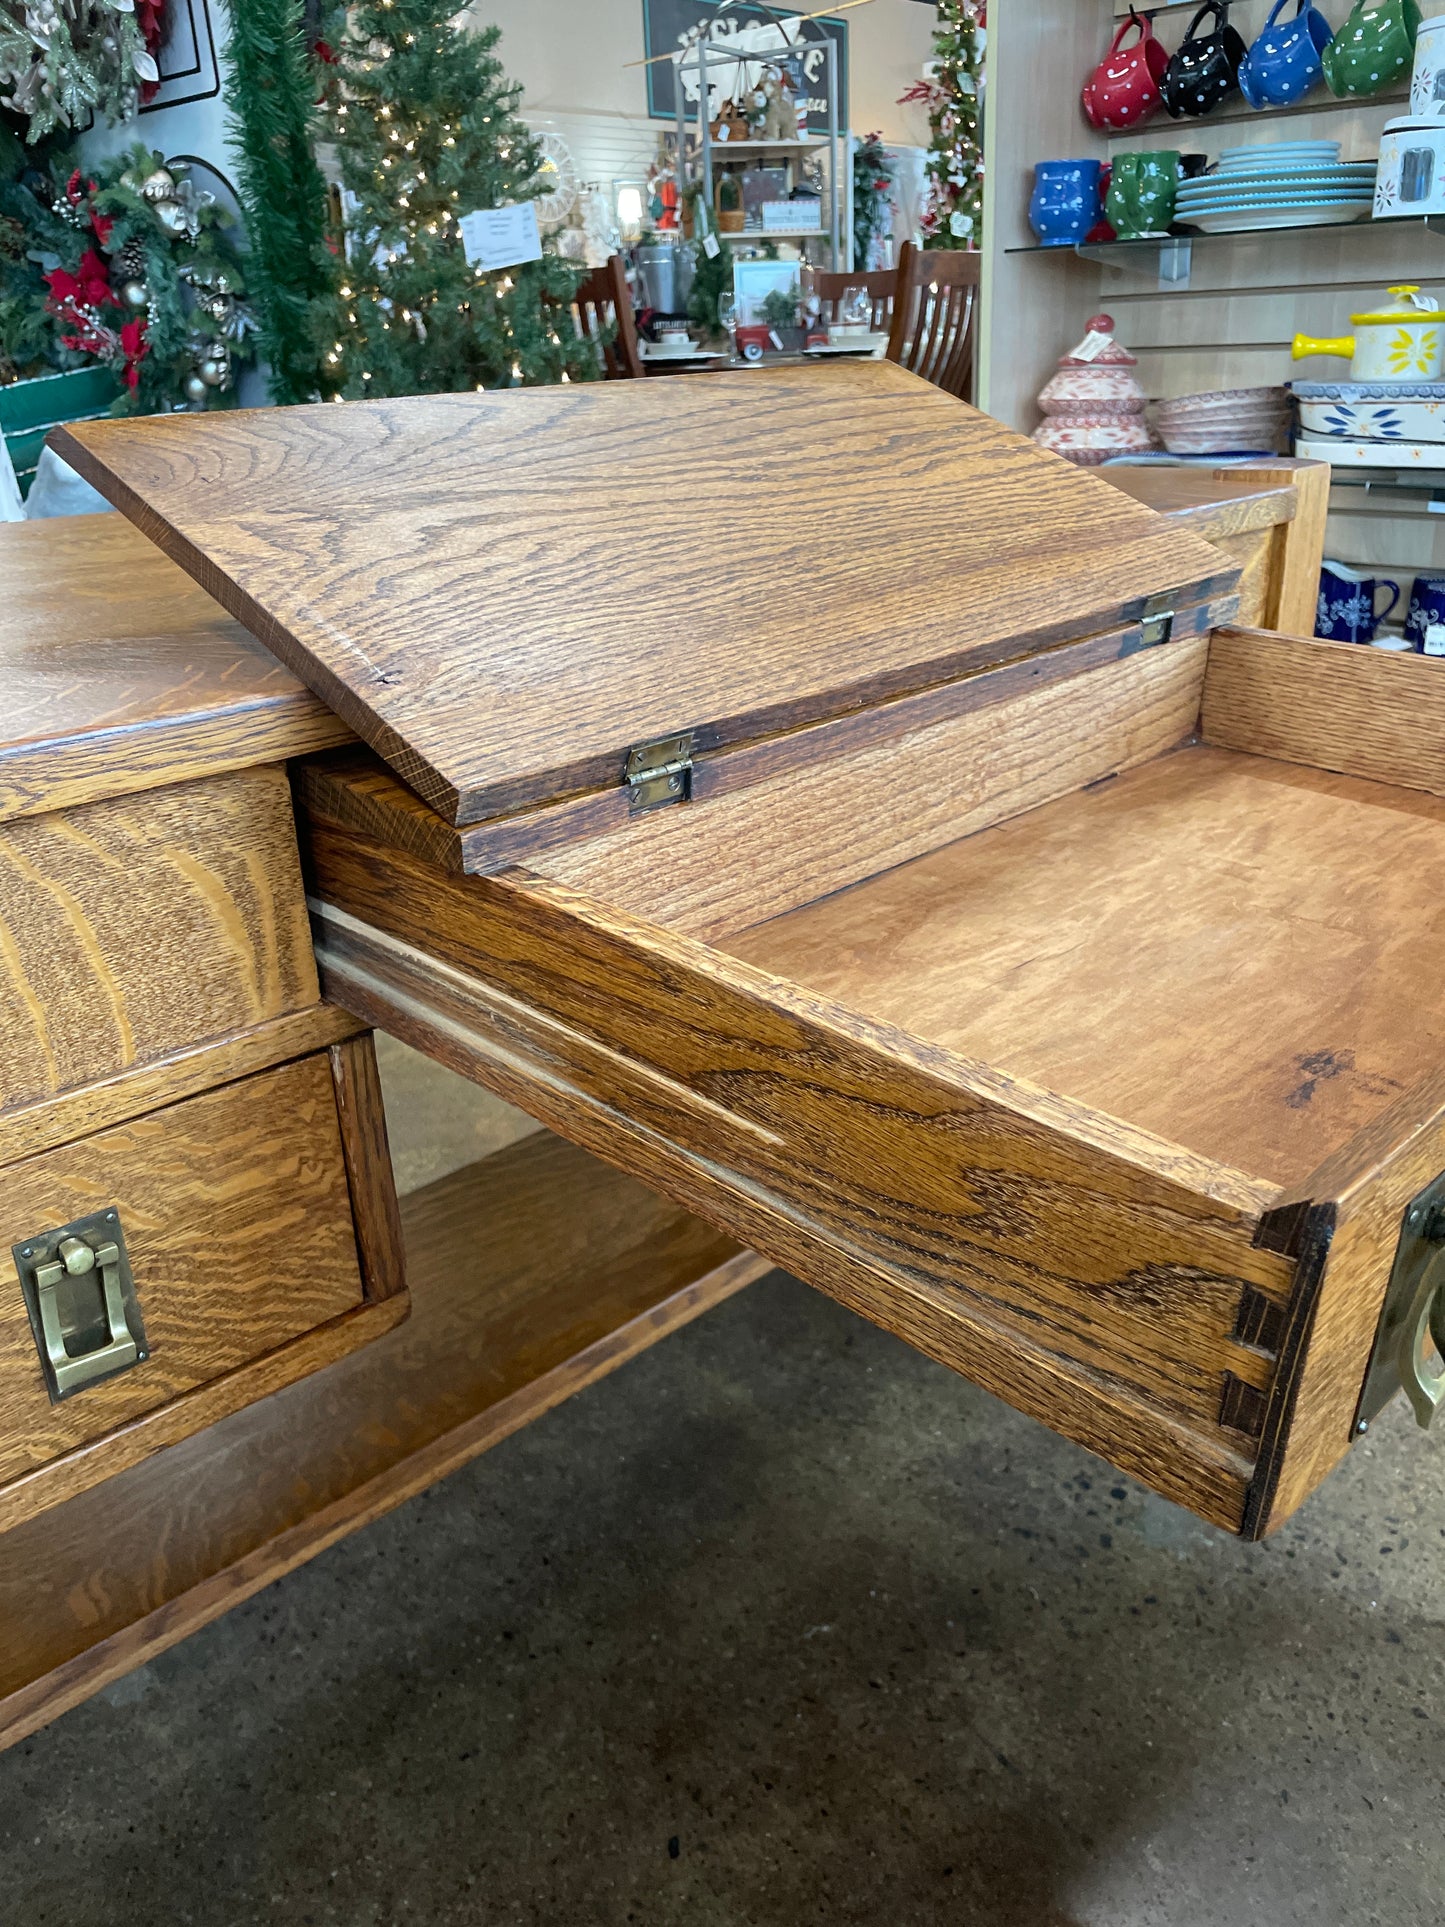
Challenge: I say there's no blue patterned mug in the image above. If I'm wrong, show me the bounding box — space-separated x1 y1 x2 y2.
1239 0 1334 106
1028 159 1104 247
1317 558 1402 641
1405 572 1445 651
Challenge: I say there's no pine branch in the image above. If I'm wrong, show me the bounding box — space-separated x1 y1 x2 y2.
223 0 337 404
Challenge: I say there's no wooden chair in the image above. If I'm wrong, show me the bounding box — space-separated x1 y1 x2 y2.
570 254 643 380
885 242 980 403
810 265 897 332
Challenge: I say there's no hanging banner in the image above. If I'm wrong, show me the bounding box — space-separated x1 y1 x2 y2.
643 1 849 135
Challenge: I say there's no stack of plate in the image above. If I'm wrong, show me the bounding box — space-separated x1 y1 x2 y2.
1154 386 1290 454
1174 142 1377 234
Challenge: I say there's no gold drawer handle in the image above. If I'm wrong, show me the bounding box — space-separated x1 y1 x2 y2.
13 1209 149 1402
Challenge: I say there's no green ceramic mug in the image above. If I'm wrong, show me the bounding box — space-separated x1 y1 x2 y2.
1321 0 1420 96
1105 150 1180 240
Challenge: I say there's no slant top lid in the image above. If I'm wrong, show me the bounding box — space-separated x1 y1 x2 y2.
55 363 1235 828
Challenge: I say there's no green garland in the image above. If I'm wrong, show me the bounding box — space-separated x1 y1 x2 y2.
223 0 338 406
852 132 894 271
313 0 589 397
0 143 257 411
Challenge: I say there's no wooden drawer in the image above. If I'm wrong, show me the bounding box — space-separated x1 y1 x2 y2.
299 630 1445 1541
0 1038 407 1532
0 763 318 1111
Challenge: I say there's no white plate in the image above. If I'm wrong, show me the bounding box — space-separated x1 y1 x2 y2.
1184 201 1373 232
640 342 724 360
804 341 888 357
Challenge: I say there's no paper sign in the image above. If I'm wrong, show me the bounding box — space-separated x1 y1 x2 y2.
1424 622 1445 656
459 201 543 273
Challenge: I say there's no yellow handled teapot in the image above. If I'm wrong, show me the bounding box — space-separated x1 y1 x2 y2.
1292 285 1444 382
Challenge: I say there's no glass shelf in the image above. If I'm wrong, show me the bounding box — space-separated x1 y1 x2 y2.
1006 216 1445 288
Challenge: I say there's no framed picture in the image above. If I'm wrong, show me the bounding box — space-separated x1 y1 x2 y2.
642 0 849 135
731 257 800 327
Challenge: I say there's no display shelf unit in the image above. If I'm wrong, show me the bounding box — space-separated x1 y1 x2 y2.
979 0 1445 589
672 33 846 272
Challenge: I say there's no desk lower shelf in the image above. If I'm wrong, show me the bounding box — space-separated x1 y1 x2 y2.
0 1131 767 1752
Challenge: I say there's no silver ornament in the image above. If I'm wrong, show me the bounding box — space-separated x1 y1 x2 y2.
198 356 227 387
140 167 176 202
182 373 208 403
121 279 147 308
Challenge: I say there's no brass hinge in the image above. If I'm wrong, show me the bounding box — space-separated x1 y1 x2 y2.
1122 593 1176 655
626 731 695 814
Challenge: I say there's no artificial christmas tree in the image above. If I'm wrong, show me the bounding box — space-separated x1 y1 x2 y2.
901 0 986 251
313 0 589 398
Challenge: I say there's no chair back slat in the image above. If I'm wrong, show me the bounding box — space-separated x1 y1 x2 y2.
570 254 643 380
884 242 979 402
810 265 897 333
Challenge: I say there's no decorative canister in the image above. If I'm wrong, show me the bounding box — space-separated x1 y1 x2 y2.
1374 116 1445 211
1033 313 1154 465
1292 283 1445 378
1028 159 1104 246
1410 11 1445 108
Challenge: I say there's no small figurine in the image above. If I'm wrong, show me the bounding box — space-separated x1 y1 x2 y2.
747 68 798 142
1033 313 1153 466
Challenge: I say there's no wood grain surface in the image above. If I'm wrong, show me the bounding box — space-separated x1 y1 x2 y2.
0 764 319 1111
328 1032 406 1303
728 744 1445 1188
0 515 351 824
1247 1070 1445 1534
1202 624 1445 795
311 902 1263 1532
298 628 1218 939
0 1054 364 1522
54 365 1240 825
0 1135 760 1751
0 1003 362 1169
530 637 1212 939
299 789 1305 1522
1098 462 1329 635
1098 466 1300 537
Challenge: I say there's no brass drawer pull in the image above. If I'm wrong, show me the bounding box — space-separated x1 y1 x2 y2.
13 1210 149 1402
1401 1243 1445 1429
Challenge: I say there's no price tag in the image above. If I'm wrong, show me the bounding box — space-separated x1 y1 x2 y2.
1424 622 1445 656
702 232 720 258
459 202 543 273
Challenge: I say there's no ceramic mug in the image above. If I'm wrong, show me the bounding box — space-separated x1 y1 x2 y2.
1239 0 1335 105
1082 10 1170 130
1106 150 1181 237
1161 0 1248 115
1316 558 1402 640
1029 159 1104 246
1323 0 1421 96
1405 571 1445 648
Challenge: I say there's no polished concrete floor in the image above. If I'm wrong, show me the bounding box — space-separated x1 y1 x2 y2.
2 1262 1443 1926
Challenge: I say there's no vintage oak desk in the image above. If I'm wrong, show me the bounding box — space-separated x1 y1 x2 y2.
0 515 764 1749
47 357 1445 1559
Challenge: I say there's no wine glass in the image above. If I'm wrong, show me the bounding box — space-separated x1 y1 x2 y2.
716 290 738 357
